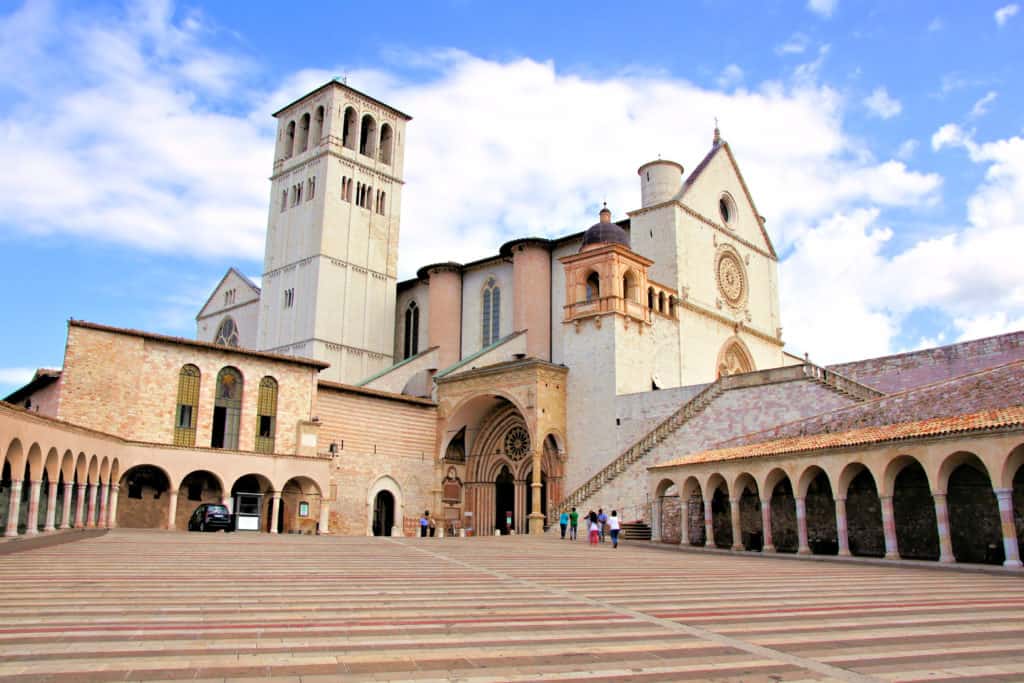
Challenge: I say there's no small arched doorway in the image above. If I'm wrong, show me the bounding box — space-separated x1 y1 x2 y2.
495 466 515 534
372 490 394 537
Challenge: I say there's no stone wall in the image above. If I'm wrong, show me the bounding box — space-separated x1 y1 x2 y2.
720 360 1024 449
59 322 319 455
828 331 1024 393
315 383 437 535
582 375 855 520
616 383 707 452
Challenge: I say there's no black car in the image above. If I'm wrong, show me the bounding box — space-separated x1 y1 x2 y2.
187 503 233 532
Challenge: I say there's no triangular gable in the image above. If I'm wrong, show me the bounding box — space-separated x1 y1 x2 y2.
680 141 777 259
196 267 261 320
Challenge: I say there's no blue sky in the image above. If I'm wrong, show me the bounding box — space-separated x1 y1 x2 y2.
1 0 1023 394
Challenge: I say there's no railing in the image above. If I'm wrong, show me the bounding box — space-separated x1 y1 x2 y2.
553 362 883 517
555 380 726 515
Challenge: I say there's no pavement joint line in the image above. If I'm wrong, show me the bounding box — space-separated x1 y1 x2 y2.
391 538 881 683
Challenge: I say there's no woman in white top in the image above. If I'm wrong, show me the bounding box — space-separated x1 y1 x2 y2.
607 510 621 548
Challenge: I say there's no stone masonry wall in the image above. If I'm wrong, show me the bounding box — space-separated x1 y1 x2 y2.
316 384 437 535
721 360 1024 449
580 377 856 521
59 324 317 455
828 331 1024 393
616 383 708 454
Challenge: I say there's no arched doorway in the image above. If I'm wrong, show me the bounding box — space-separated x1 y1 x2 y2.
230 474 273 533
946 458 1003 564
372 490 394 537
176 470 224 531
891 459 939 560
116 465 171 529
495 466 514 534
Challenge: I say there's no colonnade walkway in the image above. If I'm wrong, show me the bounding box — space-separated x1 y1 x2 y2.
0 531 1022 682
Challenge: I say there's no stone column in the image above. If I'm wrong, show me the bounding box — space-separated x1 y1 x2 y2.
729 499 743 551
761 499 775 552
319 501 330 535
703 498 714 547
932 493 955 563
59 482 73 529
44 480 58 531
73 483 87 528
528 451 544 536
835 497 850 556
107 485 119 528
995 488 1022 568
24 480 42 536
166 489 178 530
98 484 110 529
651 496 661 543
269 492 281 534
795 496 811 555
880 495 899 559
85 483 98 528
4 480 22 537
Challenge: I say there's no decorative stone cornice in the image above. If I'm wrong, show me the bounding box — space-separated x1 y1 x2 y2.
678 299 783 347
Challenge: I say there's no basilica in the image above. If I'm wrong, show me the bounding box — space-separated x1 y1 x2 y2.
2 79 1022 568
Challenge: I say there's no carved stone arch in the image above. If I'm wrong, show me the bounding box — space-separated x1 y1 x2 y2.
367 474 403 536
716 336 755 378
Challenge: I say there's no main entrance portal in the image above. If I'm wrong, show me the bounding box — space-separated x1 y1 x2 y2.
372 490 394 536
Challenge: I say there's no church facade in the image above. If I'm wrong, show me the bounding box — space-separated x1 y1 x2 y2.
3 80 1022 568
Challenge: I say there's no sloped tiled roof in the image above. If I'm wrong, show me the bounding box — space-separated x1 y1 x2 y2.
652 405 1024 469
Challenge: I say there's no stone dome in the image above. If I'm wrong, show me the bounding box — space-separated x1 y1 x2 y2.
580 206 629 251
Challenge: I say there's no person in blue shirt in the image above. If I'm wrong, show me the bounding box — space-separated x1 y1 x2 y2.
559 510 569 538
597 509 608 543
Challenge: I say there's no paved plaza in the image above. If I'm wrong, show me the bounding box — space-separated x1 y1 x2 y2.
0 531 1022 682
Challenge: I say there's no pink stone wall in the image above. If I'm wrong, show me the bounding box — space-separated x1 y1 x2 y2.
427 269 462 370
721 360 1024 449
512 244 551 360
828 331 1024 393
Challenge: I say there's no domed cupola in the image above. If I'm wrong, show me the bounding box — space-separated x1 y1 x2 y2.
580 204 629 251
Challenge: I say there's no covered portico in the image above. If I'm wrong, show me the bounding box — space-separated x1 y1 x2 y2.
435 359 567 535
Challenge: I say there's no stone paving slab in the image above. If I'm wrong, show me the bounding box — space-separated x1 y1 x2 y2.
0 530 1021 681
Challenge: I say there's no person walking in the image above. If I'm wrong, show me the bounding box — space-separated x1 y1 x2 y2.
608 510 621 548
419 511 429 538
559 510 569 539
597 508 607 543
428 513 436 537
569 507 579 540
587 510 599 545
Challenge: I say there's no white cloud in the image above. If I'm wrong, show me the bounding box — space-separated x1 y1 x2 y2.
0 368 36 387
863 87 902 119
931 123 967 150
717 64 744 89
969 90 998 119
927 17 944 32
786 126 1024 363
775 32 810 55
807 0 837 18
896 139 918 160
995 3 1019 26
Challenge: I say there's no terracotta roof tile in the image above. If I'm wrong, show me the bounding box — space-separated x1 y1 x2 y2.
652 405 1024 470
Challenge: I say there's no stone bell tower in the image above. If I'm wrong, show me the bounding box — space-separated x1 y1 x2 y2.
258 80 412 384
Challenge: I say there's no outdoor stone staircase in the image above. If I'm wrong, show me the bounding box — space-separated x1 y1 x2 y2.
554 363 883 517
620 521 652 541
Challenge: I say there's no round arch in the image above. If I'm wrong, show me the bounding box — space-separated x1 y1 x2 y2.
938 450 995 494
716 336 755 378
44 448 60 482
117 464 172 529
4 439 26 478
654 477 680 544
280 476 323 535
941 452 1003 564
734 472 762 551
887 455 939 560
838 462 885 557
367 474 403 537
25 443 43 481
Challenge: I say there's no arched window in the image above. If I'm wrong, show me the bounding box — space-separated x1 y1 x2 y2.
212 367 243 450
312 106 324 146
403 301 420 359
359 114 377 157
307 176 316 201
284 120 295 158
173 365 200 447
342 107 357 149
298 112 311 153
280 188 287 212
647 287 655 309
658 291 666 313
214 317 239 347
482 277 501 346
668 296 677 317
622 271 637 303
378 191 386 214
255 376 278 454
379 123 393 164
585 272 601 303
